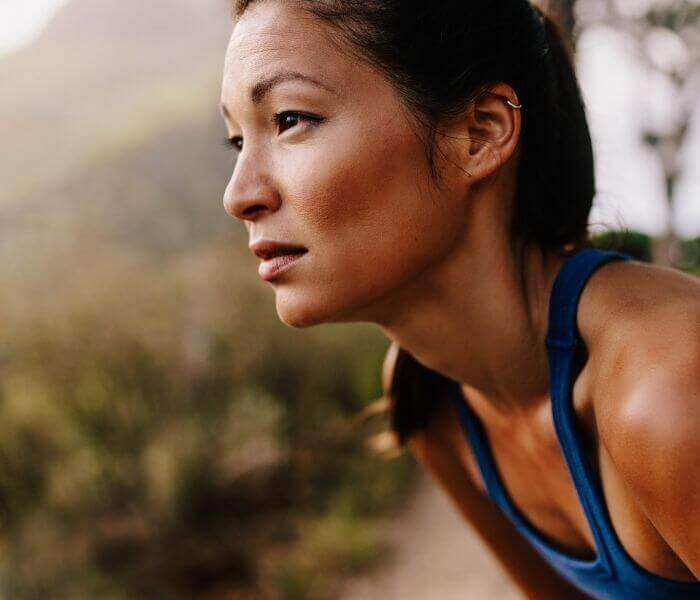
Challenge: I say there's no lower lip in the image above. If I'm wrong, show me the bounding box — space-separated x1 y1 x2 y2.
258 251 307 281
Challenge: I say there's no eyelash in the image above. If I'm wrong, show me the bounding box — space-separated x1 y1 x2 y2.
223 111 323 152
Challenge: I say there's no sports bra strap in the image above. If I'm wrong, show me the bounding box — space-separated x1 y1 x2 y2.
545 247 634 574
545 248 632 351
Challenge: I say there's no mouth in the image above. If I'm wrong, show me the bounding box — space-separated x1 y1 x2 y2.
250 240 307 259
258 248 308 281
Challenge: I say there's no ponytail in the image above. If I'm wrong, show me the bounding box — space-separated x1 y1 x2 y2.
515 4 594 254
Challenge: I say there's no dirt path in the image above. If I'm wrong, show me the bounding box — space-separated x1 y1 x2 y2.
340 473 520 600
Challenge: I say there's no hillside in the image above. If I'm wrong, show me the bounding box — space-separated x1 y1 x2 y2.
0 0 237 269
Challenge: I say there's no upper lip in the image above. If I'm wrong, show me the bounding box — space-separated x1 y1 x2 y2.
249 240 308 260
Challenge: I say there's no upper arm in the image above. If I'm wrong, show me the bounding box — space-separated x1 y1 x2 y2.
599 345 700 577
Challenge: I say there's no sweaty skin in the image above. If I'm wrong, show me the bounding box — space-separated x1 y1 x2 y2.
221 2 700 594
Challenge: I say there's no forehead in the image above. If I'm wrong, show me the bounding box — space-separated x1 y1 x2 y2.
223 2 349 97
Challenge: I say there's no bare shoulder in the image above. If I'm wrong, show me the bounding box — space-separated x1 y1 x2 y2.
578 257 700 344
581 259 700 573
591 269 700 476
580 258 700 436
581 257 698 388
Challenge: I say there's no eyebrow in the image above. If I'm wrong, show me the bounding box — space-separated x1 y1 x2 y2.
220 70 335 120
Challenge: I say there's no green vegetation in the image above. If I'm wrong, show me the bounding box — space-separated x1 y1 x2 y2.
678 237 700 276
590 229 654 262
0 238 415 598
591 230 700 273
0 11 417 592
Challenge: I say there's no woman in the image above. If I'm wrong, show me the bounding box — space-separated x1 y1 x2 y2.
219 1 700 598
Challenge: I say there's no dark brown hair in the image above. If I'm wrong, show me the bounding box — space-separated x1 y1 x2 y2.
232 0 595 444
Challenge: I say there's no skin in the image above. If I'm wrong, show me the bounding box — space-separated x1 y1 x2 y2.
221 1 700 595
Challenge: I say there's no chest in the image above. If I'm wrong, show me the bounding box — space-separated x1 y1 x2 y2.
442 382 690 579
448 392 600 558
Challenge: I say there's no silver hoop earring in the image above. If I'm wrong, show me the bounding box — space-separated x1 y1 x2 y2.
506 99 522 109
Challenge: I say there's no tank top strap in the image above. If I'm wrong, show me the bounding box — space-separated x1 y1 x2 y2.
451 385 513 511
545 248 633 352
545 247 634 574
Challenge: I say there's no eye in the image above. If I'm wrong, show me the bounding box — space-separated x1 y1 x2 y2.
223 135 243 152
222 112 323 153
272 111 323 135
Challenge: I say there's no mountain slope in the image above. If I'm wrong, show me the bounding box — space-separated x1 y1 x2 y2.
0 0 233 231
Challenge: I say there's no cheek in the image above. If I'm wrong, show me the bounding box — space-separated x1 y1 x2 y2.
284 134 383 235
277 112 463 311
288 115 439 260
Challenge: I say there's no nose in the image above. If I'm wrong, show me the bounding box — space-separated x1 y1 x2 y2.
223 152 281 222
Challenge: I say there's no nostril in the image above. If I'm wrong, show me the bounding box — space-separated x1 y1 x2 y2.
242 204 267 218
243 204 265 216
223 195 267 220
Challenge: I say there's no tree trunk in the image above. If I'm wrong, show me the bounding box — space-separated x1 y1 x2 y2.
652 232 681 268
545 0 577 44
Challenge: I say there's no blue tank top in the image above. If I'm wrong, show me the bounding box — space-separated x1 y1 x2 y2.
450 248 700 599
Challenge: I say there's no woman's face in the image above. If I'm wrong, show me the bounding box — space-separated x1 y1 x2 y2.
220 1 469 328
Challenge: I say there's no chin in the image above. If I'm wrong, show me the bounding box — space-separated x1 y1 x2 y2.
274 285 375 328
274 291 332 328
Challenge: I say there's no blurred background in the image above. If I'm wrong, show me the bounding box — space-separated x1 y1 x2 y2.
0 0 698 598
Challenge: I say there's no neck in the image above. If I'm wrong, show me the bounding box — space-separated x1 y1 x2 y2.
377 228 568 414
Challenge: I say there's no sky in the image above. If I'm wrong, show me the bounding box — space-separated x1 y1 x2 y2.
1 0 698 237
0 0 67 55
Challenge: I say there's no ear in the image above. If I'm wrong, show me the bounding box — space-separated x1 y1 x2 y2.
439 82 522 184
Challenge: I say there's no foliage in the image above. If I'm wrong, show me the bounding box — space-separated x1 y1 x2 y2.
591 230 700 271
678 237 700 275
0 238 414 599
590 229 653 262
